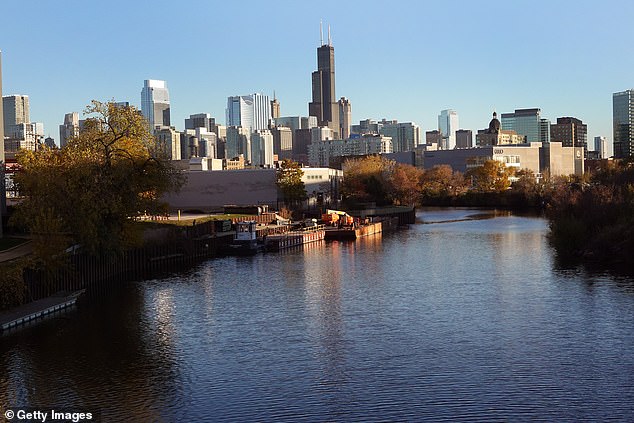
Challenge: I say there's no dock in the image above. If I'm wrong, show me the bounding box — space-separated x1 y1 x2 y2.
0 290 84 332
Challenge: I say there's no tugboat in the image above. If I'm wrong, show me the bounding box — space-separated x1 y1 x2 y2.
225 221 265 255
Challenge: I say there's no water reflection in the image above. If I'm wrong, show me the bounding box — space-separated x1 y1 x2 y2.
2 209 634 421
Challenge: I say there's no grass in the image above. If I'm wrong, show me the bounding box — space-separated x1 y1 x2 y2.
0 237 29 252
136 214 252 228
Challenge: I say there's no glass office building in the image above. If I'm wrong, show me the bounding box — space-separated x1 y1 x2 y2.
613 90 634 159
501 108 550 144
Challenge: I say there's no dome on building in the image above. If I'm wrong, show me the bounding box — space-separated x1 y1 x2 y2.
488 111 500 134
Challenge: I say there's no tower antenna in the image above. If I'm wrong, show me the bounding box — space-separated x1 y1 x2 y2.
328 25 331 46
320 20 323 46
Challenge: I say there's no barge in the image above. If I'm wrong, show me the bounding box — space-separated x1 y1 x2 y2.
266 225 325 251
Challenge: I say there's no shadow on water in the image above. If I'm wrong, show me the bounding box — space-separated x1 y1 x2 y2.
0 281 181 421
553 253 634 290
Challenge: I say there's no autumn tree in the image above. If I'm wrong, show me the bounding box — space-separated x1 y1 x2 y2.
387 163 424 206
420 165 467 197
341 155 395 206
12 101 184 259
466 160 514 192
276 159 307 208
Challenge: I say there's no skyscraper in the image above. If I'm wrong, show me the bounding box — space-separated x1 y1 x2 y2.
141 79 170 128
438 109 459 149
2 94 30 136
338 97 351 139
501 108 550 143
308 24 340 138
59 112 80 148
226 93 271 131
613 90 634 159
271 94 280 120
185 113 216 133
380 121 421 152
550 117 587 152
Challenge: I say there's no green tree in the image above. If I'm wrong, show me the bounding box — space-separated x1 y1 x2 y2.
12 101 184 259
466 160 514 192
276 159 307 208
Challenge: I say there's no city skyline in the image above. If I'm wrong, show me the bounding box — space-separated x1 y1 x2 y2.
1 0 633 150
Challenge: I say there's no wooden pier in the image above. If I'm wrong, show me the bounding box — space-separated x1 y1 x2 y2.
0 290 84 333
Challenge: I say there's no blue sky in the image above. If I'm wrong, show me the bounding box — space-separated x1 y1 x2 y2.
2 0 633 150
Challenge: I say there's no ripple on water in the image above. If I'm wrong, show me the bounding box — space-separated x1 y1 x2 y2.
2 210 634 421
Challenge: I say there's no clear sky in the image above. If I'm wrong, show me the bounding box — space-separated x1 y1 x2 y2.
2 0 633 151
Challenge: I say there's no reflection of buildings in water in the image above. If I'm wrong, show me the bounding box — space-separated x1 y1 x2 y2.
153 287 176 348
302 241 346 388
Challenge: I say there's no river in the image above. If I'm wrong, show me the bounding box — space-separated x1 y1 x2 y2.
2 208 634 421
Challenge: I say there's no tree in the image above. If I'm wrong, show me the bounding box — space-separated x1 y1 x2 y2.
388 163 424 206
420 165 467 197
13 101 184 259
466 160 514 192
341 155 394 206
276 159 307 208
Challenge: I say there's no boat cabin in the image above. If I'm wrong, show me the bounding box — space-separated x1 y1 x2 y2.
235 221 258 241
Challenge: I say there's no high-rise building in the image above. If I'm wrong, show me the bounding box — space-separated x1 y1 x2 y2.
226 93 271 131
251 129 274 167
594 136 608 159
59 112 80 148
438 109 459 149
308 24 340 138
550 117 587 153
338 97 351 139
155 126 182 160
2 94 30 136
185 113 216 133
271 94 280 120
501 108 550 144
426 130 443 146
272 126 293 160
455 129 473 149
226 126 252 162
613 90 634 159
141 79 170 128
380 121 421 152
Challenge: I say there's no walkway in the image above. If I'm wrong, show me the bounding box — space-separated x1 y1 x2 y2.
0 240 33 263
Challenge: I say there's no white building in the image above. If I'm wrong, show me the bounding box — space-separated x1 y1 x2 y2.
2 95 29 135
594 136 609 159
379 121 421 152
59 112 79 148
438 109 459 150
311 126 334 142
308 135 393 167
155 126 182 160
226 93 271 131
141 80 170 128
251 129 274 167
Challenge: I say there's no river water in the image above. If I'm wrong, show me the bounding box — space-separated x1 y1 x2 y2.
2 208 634 421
